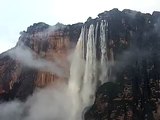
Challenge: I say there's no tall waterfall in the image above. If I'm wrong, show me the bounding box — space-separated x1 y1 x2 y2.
100 20 108 83
81 24 97 107
68 20 111 120
68 27 86 120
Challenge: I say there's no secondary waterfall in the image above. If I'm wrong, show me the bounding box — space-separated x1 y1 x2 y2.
68 20 111 120
100 20 108 83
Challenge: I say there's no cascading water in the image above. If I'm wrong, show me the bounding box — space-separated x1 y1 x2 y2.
68 27 86 120
68 20 110 120
95 22 99 45
81 24 97 107
100 20 109 84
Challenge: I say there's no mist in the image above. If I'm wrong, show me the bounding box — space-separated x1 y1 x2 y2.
24 84 73 120
0 83 75 120
8 45 64 77
0 101 24 120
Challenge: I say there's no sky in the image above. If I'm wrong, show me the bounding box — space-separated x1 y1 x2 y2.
0 0 160 53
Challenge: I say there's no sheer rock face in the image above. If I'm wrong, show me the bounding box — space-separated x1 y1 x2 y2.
1 8 160 119
0 22 83 100
19 26 71 88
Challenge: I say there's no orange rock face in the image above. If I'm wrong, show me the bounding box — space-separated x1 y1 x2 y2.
33 31 71 87
0 22 82 99
26 30 76 85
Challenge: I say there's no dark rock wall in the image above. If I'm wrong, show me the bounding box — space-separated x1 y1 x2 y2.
84 9 160 120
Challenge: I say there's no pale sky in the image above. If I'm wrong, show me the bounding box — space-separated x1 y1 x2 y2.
0 0 160 53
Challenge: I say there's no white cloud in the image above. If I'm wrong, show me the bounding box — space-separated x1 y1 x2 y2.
8 45 65 77
0 84 75 120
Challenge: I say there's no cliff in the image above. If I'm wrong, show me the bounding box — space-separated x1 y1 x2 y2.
0 8 160 120
83 9 160 120
0 22 82 100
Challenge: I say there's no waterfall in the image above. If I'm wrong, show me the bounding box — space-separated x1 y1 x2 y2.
69 27 85 94
68 27 86 120
68 21 110 120
100 20 108 83
95 22 99 45
81 24 97 107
